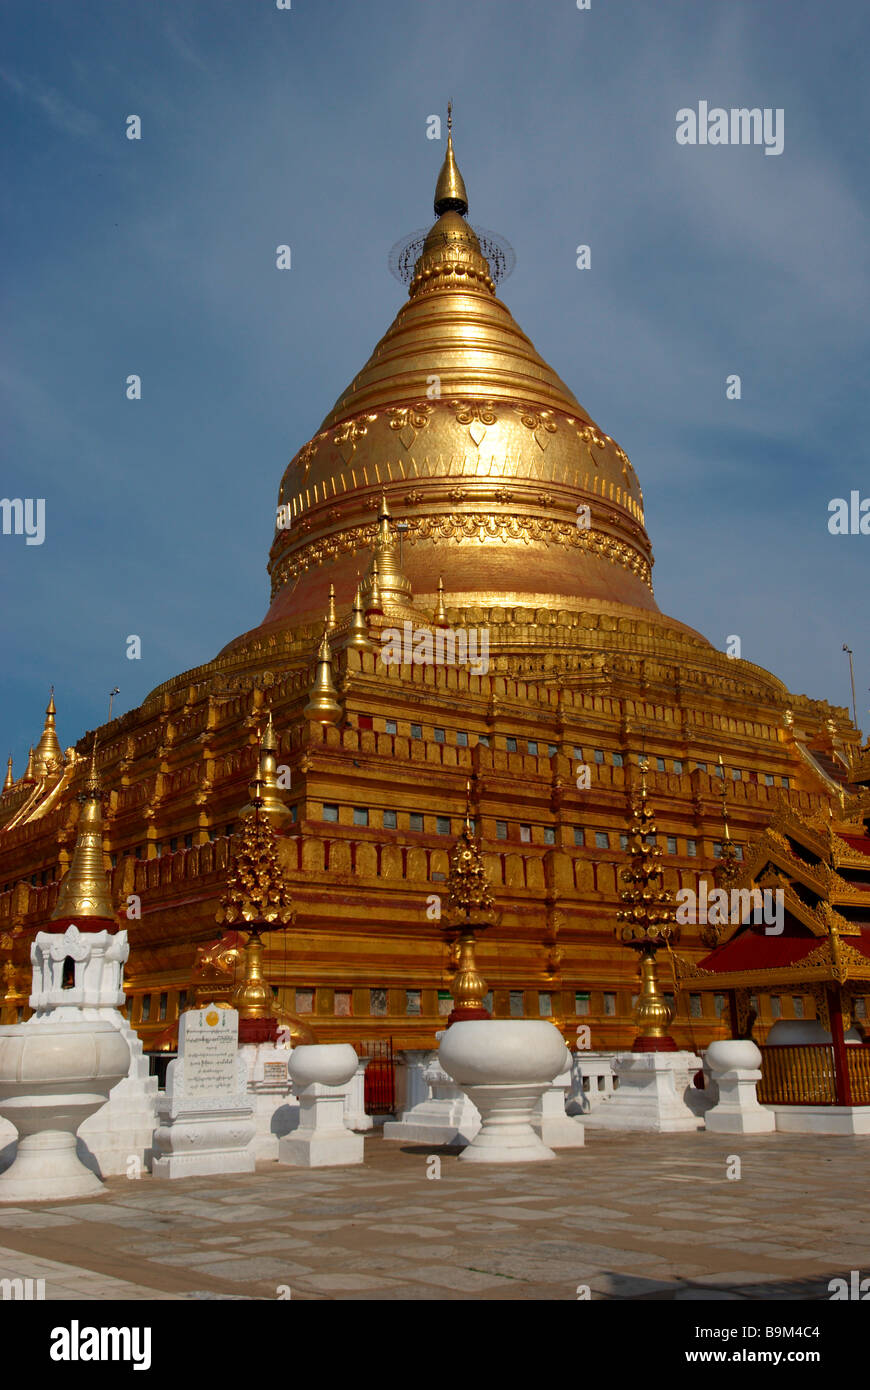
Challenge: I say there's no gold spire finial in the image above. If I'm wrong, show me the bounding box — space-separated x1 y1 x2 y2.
434 101 468 217
365 560 384 617
326 582 338 631
33 687 63 778
361 500 413 613
434 576 449 629
345 576 375 651
240 709 291 827
304 630 343 724
3 756 13 793
22 746 36 784
51 742 115 922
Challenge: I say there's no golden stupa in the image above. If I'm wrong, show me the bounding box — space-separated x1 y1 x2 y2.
1 111 868 1054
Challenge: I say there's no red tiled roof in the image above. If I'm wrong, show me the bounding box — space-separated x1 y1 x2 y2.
698 931 821 974
698 927 870 975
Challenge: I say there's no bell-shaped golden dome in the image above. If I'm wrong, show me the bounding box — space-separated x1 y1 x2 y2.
226 113 657 651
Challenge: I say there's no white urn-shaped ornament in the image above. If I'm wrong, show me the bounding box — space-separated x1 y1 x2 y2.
280 1044 364 1167
0 1021 130 1202
439 1020 569 1163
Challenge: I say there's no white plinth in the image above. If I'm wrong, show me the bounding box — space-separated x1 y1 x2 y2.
533 1067 585 1148
343 1058 374 1132
238 1042 300 1161
703 1040 775 1134
582 1051 704 1132
0 1020 131 1201
439 1021 568 1164
771 1106 870 1135
75 1016 159 1177
383 1045 480 1146
279 1044 363 1167
152 1053 256 1180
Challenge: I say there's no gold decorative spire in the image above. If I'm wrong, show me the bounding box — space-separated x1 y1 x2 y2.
445 781 496 928
361 496 412 612
22 746 36 784
303 630 343 724
365 559 384 617
433 576 449 629
434 100 468 217
326 582 338 631
33 687 63 778
615 757 679 1050
714 752 741 893
443 780 495 1022
231 928 274 1021
3 757 12 793
51 743 115 922
345 578 374 651
239 712 291 827
217 807 295 928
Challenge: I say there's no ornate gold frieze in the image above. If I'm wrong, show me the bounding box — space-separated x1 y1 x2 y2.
269 512 652 596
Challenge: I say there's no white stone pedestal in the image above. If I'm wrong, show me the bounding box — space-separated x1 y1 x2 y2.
533 1067 585 1148
770 1105 870 1135
279 1081 364 1166
152 1010 256 1179
343 1058 373 1132
383 1045 480 1146
238 1042 299 1161
582 1051 704 1132
279 1044 363 1168
152 1053 256 1179
704 1041 775 1134
76 1016 159 1177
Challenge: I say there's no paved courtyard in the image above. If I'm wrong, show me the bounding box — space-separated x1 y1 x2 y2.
0 1130 866 1300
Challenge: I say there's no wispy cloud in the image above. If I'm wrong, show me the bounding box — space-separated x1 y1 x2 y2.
1 67 99 138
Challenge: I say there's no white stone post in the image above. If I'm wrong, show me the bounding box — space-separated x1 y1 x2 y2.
279 1044 364 1167
704 1040 775 1134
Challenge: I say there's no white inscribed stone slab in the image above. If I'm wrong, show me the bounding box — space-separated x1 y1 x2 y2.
179 1006 239 1098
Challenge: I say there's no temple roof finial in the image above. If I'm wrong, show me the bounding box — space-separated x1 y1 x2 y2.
434 100 468 218
33 686 63 778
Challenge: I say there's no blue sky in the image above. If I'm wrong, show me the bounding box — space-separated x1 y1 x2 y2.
1 0 867 769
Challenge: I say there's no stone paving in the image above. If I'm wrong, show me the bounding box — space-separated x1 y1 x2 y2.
0 1130 866 1300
